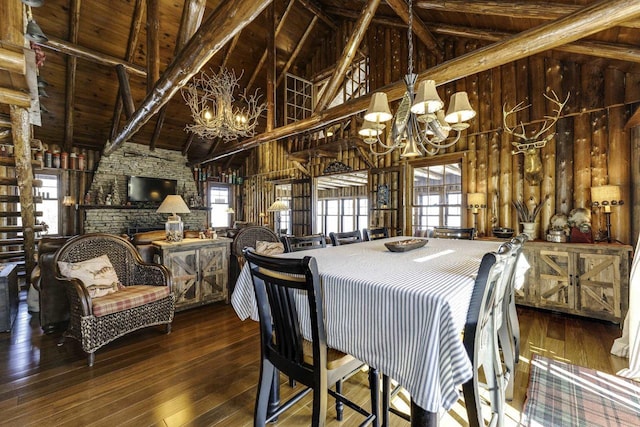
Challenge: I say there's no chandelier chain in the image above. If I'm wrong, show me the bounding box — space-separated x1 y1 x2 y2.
407 0 414 77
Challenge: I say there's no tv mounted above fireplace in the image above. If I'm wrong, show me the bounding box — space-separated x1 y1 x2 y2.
127 176 177 205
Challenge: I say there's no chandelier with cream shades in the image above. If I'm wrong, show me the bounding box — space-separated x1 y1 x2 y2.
182 67 266 142
360 0 475 157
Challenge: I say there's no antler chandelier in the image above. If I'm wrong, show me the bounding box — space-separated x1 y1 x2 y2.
359 0 475 157
181 67 265 142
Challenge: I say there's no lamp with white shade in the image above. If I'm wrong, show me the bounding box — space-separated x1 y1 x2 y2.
267 199 289 237
591 185 623 243
156 195 191 242
467 193 486 238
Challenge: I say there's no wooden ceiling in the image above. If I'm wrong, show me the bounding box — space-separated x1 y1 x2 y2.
6 0 640 167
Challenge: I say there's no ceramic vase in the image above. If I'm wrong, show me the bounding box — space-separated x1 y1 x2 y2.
521 222 536 241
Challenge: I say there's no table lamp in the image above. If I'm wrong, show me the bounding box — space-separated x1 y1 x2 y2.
591 185 623 243
267 199 289 237
157 195 191 242
467 192 486 238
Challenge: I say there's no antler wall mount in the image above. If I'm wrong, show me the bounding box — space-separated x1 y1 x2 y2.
503 91 570 185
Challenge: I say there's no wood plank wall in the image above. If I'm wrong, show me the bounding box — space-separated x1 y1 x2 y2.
241 23 639 244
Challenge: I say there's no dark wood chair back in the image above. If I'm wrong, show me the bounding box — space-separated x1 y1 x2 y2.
329 230 363 246
244 248 377 425
363 227 389 241
282 234 327 253
433 226 475 240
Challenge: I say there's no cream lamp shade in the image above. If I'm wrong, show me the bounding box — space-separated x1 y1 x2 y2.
467 193 486 209
157 195 190 242
411 80 444 115
267 200 289 212
591 185 623 213
363 92 393 123
62 196 74 207
444 92 477 129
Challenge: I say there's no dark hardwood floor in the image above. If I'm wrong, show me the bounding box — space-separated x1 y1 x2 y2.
0 292 628 426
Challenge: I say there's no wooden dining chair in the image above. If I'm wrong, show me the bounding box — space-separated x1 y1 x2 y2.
244 249 378 427
329 230 363 246
363 227 389 241
282 234 327 253
497 234 527 400
381 245 514 427
432 226 475 240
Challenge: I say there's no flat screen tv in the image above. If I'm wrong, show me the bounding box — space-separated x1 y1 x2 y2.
127 176 177 204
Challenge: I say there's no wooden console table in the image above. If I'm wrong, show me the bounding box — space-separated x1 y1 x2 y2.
153 238 232 311
515 241 632 323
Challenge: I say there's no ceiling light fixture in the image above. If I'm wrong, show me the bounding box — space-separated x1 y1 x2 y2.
360 0 475 157
181 67 266 142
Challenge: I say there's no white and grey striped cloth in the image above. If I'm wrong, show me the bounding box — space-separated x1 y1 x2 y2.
231 237 503 413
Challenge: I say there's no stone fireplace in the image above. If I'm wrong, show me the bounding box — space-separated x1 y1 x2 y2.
83 142 207 235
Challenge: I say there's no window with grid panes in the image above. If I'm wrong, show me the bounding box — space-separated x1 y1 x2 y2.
209 184 231 228
412 162 463 233
316 197 368 235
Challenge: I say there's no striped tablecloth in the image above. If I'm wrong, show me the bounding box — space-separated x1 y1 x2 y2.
231 236 503 413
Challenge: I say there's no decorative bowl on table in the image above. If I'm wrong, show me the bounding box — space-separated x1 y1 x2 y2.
384 238 428 252
492 227 514 239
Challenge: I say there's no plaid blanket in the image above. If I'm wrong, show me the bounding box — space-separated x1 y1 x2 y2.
520 355 640 426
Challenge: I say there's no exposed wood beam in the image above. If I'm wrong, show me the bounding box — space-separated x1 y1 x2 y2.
116 64 136 118
182 132 195 156
149 106 165 151
63 0 81 152
154 0 206 153
200 0 640 163
626 108 640 129
276 16 318 87
325 6 406 29
355 145 375 169
386 0 442 61
247 0 296 91
40 36 147 78
315 0 382 111
176 0 206 53
147 0 160 92
266 4 275 132
110 0 145 141
431 23 640 64
417 0 640 30
206 138 222 157
297 0 338 30
0 44 26 75
221 32 241 69
105 0 273 155
293 161 310 176
0 87 30 108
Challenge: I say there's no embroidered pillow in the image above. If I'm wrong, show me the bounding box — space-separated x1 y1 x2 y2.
58 254 121 298
255 241 285 256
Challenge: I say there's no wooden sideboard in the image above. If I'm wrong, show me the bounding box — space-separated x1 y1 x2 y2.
0 263 18 332
153 238 232 311
515 241 632 323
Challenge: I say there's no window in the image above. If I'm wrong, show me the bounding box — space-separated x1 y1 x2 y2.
285 74 313 124
36 173 60 235
412 162 463 233
209 184 231 228
316 196 368 235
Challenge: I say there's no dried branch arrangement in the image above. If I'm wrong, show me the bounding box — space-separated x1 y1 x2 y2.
513 195 549 222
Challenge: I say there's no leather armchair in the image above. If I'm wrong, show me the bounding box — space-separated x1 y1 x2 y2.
32 236 73 333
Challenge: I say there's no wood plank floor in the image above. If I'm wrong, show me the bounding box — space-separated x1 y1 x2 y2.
0 293 628 426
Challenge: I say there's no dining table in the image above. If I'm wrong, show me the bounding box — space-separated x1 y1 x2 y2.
231 236 504 426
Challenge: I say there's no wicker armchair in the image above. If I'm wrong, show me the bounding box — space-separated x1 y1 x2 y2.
229 226 280 292
54 233 174 366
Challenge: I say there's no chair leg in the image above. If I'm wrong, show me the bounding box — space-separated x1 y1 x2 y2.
165 323 172 334
335 379 344 421
87 352 95 367
381 375 390 427
255 360 275 427
312 380 328 427
369 368 379 427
